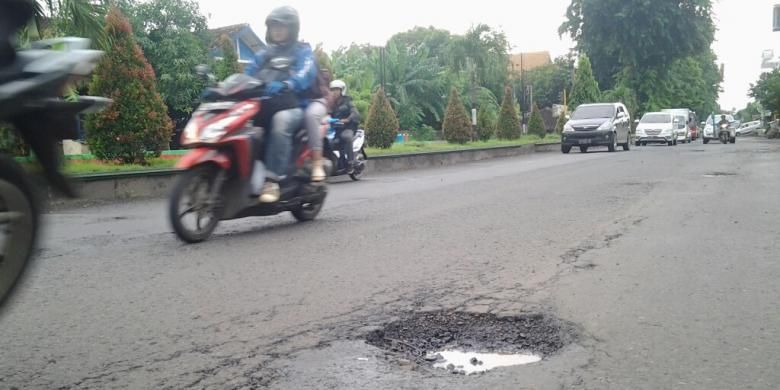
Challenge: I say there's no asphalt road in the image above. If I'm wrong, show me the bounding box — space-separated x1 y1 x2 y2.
1 137 779 389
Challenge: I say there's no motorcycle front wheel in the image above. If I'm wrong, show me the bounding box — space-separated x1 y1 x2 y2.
169 164 223 243
720 133 730 144
0 156 38 307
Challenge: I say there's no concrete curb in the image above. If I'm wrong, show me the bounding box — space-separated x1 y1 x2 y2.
51 142 561 205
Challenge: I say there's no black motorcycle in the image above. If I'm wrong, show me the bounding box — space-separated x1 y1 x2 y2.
0 1 111 305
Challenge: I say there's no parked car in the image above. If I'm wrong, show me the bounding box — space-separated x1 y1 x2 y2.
662 108 695 143
702 114 737 144
634 112 678 146
737 120 761 136
561 103 632 154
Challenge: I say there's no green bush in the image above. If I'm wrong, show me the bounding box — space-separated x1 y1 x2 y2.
476 108 496 141
411 125 436 142
365 88 400 149
497 86 521 139
442 88 472 144
528 104 546 139
86 7 173 164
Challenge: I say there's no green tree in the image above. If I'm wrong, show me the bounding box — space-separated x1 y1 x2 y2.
448 24 511 99
737 101 763 123
388 26 452 67
560 0 714 91
523 55 575 109
528 103 546 139
30 0 108 48
365 88 400 149
476 105 496 141
213 35 239 81
375 41 447 130
560 0 718 111
442 88 472 144
497 86 521 139
128 0 209 129
570 54 601 109
86 7 172 164
750 68 780 117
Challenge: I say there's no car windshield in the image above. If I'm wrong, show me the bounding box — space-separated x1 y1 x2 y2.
571 105 615 120
641 113 671 124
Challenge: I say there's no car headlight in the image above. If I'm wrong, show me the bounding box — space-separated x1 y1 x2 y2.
563 123 574 133
597 121 614 131
662 128 673 135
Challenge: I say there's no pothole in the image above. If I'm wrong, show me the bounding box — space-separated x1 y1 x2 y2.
703 172 737 177
365 311 575 375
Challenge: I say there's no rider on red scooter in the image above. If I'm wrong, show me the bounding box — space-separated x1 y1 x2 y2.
244 6 317 203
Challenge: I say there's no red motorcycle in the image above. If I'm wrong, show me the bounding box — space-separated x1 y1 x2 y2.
169 73 327 243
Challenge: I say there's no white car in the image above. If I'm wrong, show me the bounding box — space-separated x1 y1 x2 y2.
662 108 694 144
737 121 761 136
635 112 679 146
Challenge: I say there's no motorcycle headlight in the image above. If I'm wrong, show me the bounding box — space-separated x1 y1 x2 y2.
597 121 614 131
201 116 240 143
182 121 199 145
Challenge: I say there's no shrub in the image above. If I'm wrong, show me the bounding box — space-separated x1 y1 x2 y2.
528 104 546 139
86 7 172 164
476 108 495 141
365 88 399 149
442 88 472 144
497 86 521 139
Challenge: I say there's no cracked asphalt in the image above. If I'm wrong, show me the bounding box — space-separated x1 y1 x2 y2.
1 138 779 389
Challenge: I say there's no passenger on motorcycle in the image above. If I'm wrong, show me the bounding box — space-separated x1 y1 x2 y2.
245 6 317 203
329 80 360 173
304 68 334 182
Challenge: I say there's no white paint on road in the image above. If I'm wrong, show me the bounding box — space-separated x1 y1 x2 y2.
431 350 541 375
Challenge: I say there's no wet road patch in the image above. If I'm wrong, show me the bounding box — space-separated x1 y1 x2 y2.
365 311 575 374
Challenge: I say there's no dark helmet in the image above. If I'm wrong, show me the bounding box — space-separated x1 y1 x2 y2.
265 6 300 44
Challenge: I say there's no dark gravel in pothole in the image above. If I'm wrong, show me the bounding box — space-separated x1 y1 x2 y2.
704 171 737 177
365 311 576 363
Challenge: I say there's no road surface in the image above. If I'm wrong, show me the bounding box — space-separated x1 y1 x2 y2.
1 138 779 389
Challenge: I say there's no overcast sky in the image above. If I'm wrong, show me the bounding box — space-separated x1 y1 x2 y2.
197 0 779 111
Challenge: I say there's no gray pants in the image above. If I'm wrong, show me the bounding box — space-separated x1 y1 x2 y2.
339 129 355 164
265 108 303 181
304 99 327 152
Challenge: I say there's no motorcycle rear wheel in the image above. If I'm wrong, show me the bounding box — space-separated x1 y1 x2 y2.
169 164 223 243
349 150 367 181
0 156 38 307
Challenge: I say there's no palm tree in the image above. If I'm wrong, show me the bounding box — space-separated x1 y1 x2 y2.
374 41 446 130
28 0 108 48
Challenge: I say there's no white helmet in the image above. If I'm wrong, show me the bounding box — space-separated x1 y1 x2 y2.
329 79 347 95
